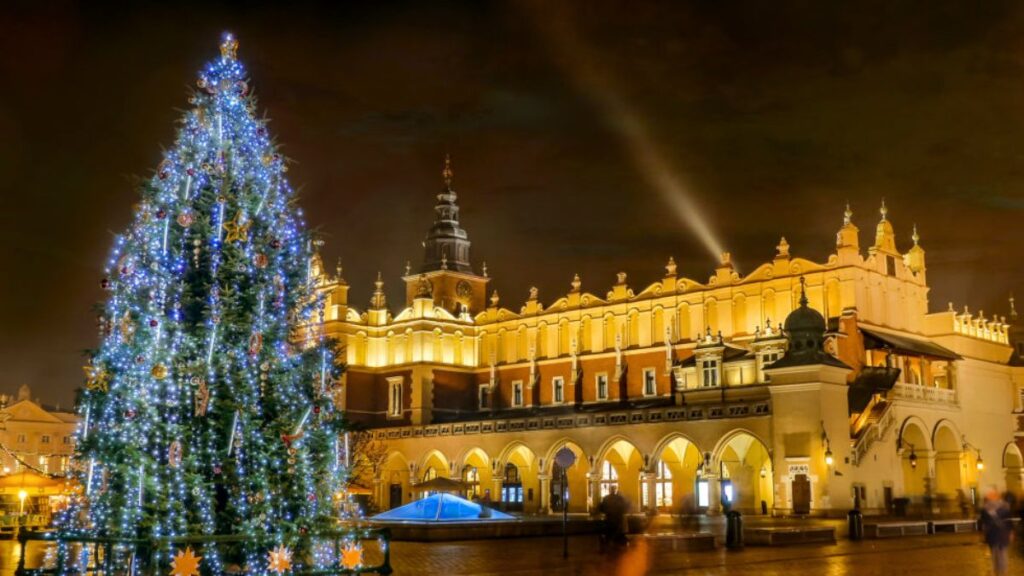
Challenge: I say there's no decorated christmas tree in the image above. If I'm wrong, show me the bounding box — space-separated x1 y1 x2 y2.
68 34 346 572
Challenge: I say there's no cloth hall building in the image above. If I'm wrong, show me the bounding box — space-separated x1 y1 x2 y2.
313 159 1024 517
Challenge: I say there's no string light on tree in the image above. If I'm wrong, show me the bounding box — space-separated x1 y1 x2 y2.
60 33 347 574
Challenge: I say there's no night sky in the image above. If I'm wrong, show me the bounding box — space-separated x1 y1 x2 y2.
3 1 1024 407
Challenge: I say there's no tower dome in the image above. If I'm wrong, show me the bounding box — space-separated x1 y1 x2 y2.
771 278 848 369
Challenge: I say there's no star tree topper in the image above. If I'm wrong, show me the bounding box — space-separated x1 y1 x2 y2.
170 547 201 576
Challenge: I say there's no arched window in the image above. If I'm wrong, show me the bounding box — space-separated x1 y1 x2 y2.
423 466 437 482
503 463 523 508
600 460 619 497
463 465 480 498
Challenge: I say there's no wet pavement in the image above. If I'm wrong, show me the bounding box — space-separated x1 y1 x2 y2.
0 526 1013 575
390 532 1017 575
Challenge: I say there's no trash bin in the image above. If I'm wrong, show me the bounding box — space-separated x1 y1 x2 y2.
848 509 864 541
726 510 744 549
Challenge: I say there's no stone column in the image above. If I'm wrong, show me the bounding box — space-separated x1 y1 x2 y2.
643 471 658 514
491 478 504 503
590 474 603 514
373 477 383 510
707 474 722 515
538 473 552 514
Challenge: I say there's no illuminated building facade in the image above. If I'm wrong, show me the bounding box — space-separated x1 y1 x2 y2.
313 159 1024 516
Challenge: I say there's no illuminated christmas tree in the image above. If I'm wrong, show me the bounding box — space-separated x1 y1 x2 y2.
68 34 345 572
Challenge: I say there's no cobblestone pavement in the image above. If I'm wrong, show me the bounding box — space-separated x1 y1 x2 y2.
390 532 1021 575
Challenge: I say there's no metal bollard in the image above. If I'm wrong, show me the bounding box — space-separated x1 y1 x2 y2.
848 509 864 541
726 510 744 549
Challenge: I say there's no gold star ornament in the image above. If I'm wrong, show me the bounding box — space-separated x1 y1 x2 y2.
223 212 252 243
340 542 363 570
83 364 109 392
267 544 293 574
169 547 202 576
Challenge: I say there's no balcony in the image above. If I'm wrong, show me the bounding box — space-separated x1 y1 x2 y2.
891 383 958 406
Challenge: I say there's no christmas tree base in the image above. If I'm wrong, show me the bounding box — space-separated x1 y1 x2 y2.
15 527 393 576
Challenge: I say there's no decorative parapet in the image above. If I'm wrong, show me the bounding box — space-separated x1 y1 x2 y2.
371 399 772 441
945 304 1011 344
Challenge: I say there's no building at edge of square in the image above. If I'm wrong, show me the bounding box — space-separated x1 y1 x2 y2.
309 157 1024 517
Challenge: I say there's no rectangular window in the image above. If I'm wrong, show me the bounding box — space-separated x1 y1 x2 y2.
387 377 403 418
512 380 524 407
553 377 565 404
701 360 719 387
16 434 26 444
596 373 609 401
478 385 490 410
643 368 657 396
41 435 50 444
63 436 72 445
885 255 896 276
696 480 710 507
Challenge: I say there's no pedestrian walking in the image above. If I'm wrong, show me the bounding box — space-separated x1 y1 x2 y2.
599 486 630 553
980 488 1014 575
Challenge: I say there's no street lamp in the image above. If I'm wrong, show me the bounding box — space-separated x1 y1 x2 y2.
908 447 918 469
825 448 834 467
976 453 985 471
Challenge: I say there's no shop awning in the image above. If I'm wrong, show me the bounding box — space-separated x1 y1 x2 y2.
860 328 961 361
0 471 73 497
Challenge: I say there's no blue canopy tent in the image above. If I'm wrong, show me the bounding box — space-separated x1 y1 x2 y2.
372 492 514 522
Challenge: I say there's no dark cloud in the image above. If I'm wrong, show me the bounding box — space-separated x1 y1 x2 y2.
1 0 1023 406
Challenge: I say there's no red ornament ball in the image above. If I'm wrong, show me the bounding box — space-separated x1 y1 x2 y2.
149 319 158 328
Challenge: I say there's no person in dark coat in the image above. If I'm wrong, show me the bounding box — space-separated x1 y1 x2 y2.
599 486 630 552
980 488 1014 575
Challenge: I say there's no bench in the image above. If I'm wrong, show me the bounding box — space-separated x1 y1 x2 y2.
745 526 836 546
863 521 929 538
640 532 716 551
929 519 978 534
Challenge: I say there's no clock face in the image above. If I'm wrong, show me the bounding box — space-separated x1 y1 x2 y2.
456 280 473 300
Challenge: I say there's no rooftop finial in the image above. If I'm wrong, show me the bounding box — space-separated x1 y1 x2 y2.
799 276 808 307
442 153 453 189
912 224 920 246
1011 294 1018 320
844 202 853 225
375 271 383 290
220 32 239 60
335 258 343 279
879 198 888 221
776 237 790 258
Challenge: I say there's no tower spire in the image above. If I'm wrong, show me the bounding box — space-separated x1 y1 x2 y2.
843 202 852 225
420 154 473 273
798 276 809 308
442 153 453 190
1011 294 1018 321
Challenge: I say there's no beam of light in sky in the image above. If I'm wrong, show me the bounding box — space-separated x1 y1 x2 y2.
521 2 725 260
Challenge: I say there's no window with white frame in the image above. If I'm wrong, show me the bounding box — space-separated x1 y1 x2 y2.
41 435 51 444
479 385 490 410
387 377 403 418
641 461 674 509
596 373 609 401
600 460 619 497
552 377 565 404
700 359 719 387
512 380 524 407
759 351 781 382
16 434 26 444
643 368 657 396
63 436 72 445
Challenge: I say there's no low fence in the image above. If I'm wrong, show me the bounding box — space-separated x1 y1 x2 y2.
14 527 393 576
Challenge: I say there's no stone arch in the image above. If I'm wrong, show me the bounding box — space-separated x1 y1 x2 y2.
1003 443 1023 494
732 294 748 335
712 430 773 513
580 315 594 352
898 417 931 500
705 297 719 334
651 432 705 513
676 302 691 342
496 441 538 511
652 306 666 343
459 447 492 499
627 308 641 347
596 436 645 507
419 449 450 481
544 438 591 513
380 451 412 510
603 312 618 351
932 420 963 499
537 322 549 358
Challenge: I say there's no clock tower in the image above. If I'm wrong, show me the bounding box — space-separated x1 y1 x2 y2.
403 155 490 315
